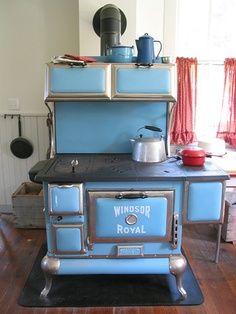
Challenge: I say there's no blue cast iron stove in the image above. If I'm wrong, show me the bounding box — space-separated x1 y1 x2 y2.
30 62 229 299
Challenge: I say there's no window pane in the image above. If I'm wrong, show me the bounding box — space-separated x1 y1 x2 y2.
210 0 236 58
176 0 210 58
176 0 236 140
195 64 224 138
176 0 236 59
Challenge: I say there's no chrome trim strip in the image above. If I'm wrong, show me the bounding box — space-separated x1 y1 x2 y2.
48 183 83 215
45 94 111 101
182 181 189 225
51 103 56 158
48 253 176 259
166 102 177 157
111 95 177 101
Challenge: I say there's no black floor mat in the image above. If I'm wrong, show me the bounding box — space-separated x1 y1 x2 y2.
18 244 204 307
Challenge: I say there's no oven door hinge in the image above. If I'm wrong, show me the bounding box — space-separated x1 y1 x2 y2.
171 213 179 249
86 236 94 251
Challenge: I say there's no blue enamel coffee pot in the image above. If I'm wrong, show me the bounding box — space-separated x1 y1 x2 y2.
136 33 162 64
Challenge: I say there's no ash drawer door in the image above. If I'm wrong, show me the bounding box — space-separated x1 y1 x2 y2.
184 181 224 223
52 224 85 254
45 63 111 100
112 64 174 99
88 190 174 243
48 184 83 215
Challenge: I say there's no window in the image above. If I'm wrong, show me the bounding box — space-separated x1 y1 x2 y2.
175 0 236 139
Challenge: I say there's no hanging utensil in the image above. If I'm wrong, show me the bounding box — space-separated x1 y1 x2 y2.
10 115 33 159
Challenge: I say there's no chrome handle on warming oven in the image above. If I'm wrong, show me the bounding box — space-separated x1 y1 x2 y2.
115 192 148 199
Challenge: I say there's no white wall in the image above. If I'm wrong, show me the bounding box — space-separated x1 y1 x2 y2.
136 0 164 42
163 0 178 56
0 0 79 115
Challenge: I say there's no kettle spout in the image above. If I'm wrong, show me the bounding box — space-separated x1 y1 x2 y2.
130 138 135 148
135 39 140 50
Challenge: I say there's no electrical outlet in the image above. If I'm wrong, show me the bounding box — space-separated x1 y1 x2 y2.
7 98 19 110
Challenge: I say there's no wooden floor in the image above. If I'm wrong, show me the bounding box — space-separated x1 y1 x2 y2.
1 214 236 314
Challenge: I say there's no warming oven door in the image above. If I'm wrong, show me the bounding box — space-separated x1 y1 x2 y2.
88 189 174 244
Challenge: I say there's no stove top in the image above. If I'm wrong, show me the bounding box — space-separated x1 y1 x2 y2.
32 153 229 183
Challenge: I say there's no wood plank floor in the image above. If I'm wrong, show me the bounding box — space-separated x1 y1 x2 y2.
1 213 236 314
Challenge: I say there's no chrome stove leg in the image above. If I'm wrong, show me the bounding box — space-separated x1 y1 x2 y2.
40 255 60 297
169 254 187 299
40 273 52 297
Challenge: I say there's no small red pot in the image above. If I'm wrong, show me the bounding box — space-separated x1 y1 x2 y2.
180 147 206 166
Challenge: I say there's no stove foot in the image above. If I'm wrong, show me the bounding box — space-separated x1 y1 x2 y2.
40 255 60 297
169 254 187 299
40 273 52 297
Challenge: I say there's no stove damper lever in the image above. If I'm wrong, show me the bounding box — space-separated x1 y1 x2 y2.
71 159 79 173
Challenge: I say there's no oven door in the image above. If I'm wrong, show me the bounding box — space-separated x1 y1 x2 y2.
88 189 174 243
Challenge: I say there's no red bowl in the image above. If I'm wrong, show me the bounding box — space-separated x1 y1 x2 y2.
180 147 205 166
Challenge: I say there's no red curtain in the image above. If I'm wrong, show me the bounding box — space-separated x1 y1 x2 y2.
170 57 198 145
217 58 236 148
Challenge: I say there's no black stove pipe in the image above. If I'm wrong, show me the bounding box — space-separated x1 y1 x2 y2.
100 4 121 55
93 4 127 56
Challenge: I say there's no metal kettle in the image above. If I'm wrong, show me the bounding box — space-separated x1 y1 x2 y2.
130 125 166 163
136 33 162 65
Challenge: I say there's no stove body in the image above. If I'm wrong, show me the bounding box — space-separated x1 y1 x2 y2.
31 63 229 299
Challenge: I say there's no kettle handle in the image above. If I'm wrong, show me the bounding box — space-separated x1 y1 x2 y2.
153 40 162 59
144 125 162 132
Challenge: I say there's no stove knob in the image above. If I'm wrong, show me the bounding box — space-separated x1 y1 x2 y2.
71 159 79 173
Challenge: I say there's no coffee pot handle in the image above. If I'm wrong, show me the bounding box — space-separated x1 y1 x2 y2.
154 40 162 59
